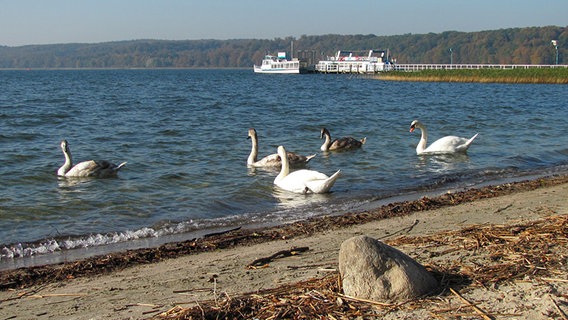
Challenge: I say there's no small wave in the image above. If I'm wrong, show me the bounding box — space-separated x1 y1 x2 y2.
1 240 61 259
0 227 161 260
0 213 257 262
0 198 325 262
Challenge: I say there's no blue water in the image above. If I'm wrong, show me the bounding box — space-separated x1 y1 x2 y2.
1 69 567 269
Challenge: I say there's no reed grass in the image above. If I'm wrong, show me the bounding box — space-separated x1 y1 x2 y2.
377 68 568 84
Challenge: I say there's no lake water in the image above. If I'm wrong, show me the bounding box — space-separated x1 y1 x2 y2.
1 69 567 269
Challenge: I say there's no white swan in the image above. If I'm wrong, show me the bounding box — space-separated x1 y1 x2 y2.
409 120 479 155
274 145 341 194
320 127 366 151
247 128 315 167
57 140 127 178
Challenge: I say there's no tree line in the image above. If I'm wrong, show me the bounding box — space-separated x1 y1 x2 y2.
0 26 565 69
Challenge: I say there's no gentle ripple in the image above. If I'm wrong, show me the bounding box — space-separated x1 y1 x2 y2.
0 69 567 268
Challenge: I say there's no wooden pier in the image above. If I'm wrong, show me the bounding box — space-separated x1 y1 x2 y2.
314 62 567 74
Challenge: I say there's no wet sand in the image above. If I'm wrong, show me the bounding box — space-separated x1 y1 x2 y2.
1 175 567 319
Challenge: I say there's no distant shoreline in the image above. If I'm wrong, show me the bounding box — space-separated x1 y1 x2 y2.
375 68 568 84
3 68 567 85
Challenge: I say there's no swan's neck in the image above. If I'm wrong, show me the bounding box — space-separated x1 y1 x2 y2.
247 135 259 165
58 148 73 176
416 125 428 154
276 149 290 181
320 132 331 151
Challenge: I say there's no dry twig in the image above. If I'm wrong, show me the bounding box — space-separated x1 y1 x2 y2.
247 247 309 268
449 288 493 320
550 295 568 320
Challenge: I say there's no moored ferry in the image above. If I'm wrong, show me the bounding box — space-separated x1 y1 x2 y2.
253 52 301 74
315 50 393 74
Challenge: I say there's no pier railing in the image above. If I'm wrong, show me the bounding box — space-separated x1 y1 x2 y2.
392 64 568 72
314 62 567 74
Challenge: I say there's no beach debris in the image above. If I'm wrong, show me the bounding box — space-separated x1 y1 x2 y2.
27 293 88 299
203 226 242 238
247 247 309 269
338 235 438 302
450 287 493 320
153 214 568 319
550 295 568 320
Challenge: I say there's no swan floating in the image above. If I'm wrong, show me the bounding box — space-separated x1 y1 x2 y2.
409 120 479 155
247 128 315 167
320 127 366 151
274 145 341 194
57 140 127 178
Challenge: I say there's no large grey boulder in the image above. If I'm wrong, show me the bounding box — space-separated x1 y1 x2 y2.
339 235 438 302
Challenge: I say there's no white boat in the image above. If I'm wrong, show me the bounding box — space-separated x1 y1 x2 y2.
253 52 301 74
315 50 393 74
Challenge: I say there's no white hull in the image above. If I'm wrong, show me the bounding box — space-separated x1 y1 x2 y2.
253 65 300 74
253 53 301 74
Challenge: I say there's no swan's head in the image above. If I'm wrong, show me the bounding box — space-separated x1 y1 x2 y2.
409 120 421 133
60 139 70 153
247 128 257 140
320 127 330 139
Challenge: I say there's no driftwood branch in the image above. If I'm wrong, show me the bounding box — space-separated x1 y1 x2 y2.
203 226 242 238
247 247 309 268
378 219 419 240
27 293 88 299
450 288 493 320
494 204 513 213
541 277 568 283
550 295 568 320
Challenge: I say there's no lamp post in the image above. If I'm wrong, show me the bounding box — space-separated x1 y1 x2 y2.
551 40 558 65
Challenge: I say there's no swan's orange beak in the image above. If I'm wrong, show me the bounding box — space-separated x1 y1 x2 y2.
409 126 415 133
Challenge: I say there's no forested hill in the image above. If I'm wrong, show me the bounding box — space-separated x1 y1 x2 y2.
0 26 565 69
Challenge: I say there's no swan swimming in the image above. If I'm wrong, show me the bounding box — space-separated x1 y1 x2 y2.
57 140 127 178
320 127 366 151
274 145 341 194
247 128 315 167
409 120 478 155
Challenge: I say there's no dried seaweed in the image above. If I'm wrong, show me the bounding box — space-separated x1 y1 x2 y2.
389 214 568 286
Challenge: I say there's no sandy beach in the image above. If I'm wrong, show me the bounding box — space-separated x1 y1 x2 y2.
1 175 567 319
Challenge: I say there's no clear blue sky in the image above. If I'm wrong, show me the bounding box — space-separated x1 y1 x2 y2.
1 0 566 47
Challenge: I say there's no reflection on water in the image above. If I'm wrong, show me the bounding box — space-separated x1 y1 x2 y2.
415 153 472 173
271 186 332 209
247 166 280 176
57 177 95 189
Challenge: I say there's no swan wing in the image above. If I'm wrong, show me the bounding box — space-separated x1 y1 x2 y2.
456 133 479 152
287 152 316 165
289 169 329 181
329 137 364 151
423 135 475 154
275 169 340 194
251 153 281 167
65 160 125 178
275 169 326 194
274 175 309 194
305 170 341 194
252 152 316 167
